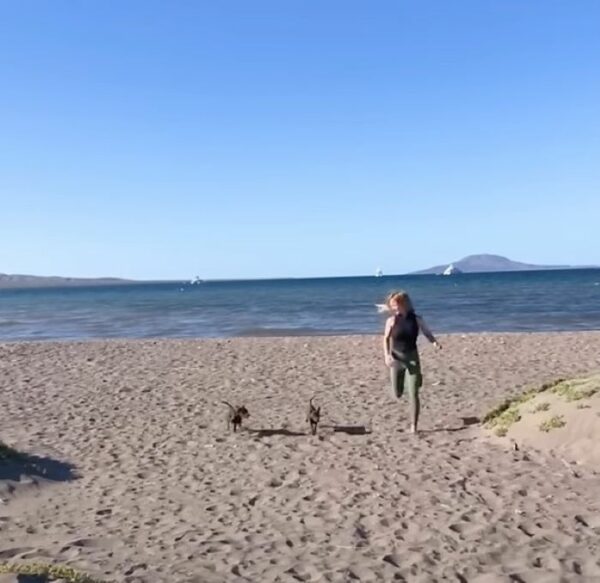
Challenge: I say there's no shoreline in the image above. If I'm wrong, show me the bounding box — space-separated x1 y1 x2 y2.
2 328 600 345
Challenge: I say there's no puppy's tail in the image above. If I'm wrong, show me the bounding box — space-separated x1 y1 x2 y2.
221 400 236 412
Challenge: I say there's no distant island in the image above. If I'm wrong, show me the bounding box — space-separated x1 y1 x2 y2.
412 254 594 275
0 273 134 289
2 254 597 289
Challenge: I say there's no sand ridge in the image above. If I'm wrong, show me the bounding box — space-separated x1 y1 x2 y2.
1 333 600 581
484 375 600 466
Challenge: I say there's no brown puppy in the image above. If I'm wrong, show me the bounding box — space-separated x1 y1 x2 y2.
222 401 250 432
306 397 321 435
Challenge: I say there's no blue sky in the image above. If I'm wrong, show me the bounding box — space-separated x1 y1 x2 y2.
1 1 599 279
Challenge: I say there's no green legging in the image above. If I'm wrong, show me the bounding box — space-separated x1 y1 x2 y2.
390 350 423 428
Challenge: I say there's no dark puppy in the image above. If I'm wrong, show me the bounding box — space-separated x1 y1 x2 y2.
222 401 250 432
306 396 321 435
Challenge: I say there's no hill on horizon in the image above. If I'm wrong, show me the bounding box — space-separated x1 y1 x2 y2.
0 273 133 289
411 254 582 275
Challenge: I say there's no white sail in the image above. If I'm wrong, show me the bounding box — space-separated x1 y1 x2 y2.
442 263 462 276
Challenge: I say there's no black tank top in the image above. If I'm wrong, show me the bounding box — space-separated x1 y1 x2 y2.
390 311 419 356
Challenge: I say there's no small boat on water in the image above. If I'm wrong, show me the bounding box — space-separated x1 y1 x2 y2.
375 267 383 277
442 263 462 276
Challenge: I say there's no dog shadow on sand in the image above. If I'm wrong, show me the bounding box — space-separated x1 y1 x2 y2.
248 428 307 438
321 424 372 435
247 424 373 438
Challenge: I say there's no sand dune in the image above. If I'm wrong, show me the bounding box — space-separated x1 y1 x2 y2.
484 375 600 467
2 333 600 581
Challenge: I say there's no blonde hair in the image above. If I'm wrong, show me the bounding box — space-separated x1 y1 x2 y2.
385 290 414 313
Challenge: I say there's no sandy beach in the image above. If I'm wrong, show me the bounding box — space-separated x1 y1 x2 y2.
2 332 600 582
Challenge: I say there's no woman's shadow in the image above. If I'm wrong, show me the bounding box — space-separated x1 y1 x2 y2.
420 416 480 434
0 448 78 483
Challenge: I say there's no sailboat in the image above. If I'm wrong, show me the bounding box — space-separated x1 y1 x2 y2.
442 263 462 276
375 267 383 278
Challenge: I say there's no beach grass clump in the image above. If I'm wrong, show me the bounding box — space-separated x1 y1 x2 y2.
482 399 514 425
0 562 105 583
484 402 522 435
539 415 566 433
483 379 565 426
539 378 566 392
514 388 541 405
497 405 521 426
483 378 566 437
551 377 600 402
530 402 551 413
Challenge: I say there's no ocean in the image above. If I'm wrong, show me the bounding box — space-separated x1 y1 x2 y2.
1 269 599 341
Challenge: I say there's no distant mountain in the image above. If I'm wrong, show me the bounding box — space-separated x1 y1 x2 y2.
412 254 580 275
0 273 134 289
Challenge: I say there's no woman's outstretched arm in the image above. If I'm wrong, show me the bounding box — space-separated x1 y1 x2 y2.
417 315 442 348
